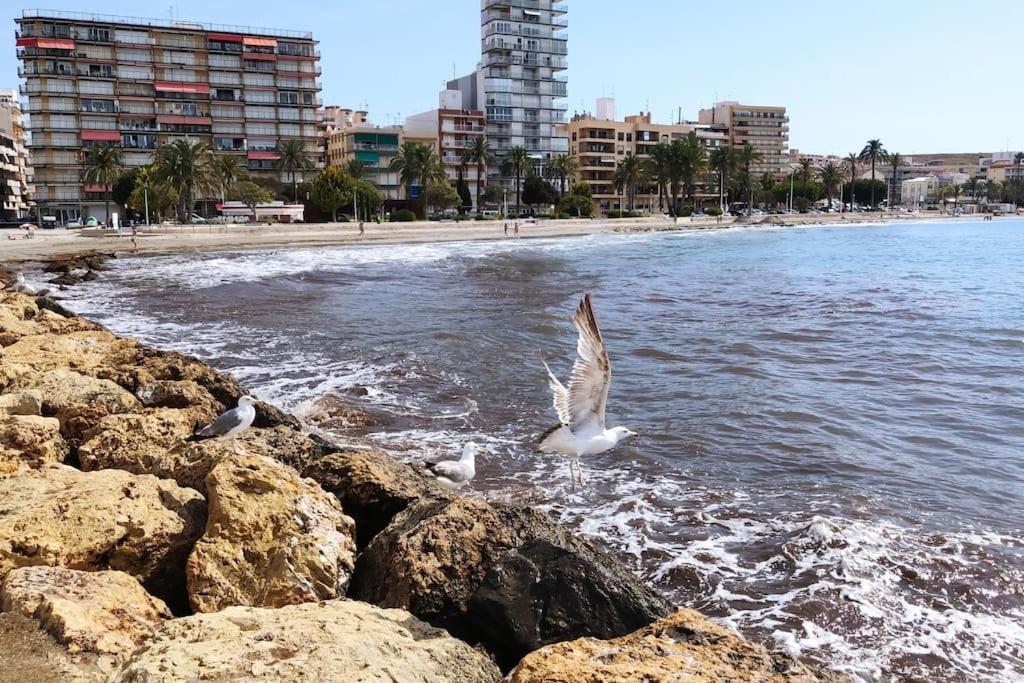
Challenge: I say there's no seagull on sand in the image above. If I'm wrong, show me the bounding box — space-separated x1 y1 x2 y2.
539 294 637 487
423 442 478 489
187 396 257 454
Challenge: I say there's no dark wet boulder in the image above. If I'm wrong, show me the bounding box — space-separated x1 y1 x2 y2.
349 496 670 670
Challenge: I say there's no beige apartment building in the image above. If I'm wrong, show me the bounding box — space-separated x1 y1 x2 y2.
698 101 789 176
326 119 403 201
405 90 486 209
0 88 31 219
567 104 727 211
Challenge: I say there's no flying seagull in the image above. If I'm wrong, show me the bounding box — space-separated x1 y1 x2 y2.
188 396 257 454
423 442 478 489
539 294 637 487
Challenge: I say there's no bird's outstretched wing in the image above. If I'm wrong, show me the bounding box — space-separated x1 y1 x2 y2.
189 407 244 441
566 294 611 431
540 353 572 426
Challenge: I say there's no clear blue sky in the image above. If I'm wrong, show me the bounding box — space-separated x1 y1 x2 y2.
5 0 1022 155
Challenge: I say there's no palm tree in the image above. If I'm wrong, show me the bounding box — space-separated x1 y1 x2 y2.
843 153 859 211
546 153 578 200
818 162 843 212
859 139 887 209
987 179 1003 202
645 144 673 213
82 144 124 225
709 146 736 212
613 154 645 212
275 140 313 204
760 172 777 210
211 154 247 204
885 151 904 209
463 137 494 210
346 159 366 180
798 157 814 185
737 143 764 216
503 145 534 216
963 177 981 205
677 132 709 208
389 141 444 217
154 138 213 222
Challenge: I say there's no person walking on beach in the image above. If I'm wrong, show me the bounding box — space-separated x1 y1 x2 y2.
504 222 509 237
359 220 365 237
514 221 520 239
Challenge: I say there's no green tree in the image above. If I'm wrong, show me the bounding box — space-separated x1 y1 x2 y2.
986 179 1002 202
353 180 382 221
558 182 594 217
677 132 709 207
885 151 904 208
522 175 557 207
275 139 313 204
455 170 472 211
798 157 814 185
346 159 366 180
309 167 354 222
818 162 843 212
211 154 247 203
963 177 981 204
425 180 460 212
546 153 578 200
154 138 214 221
859 139 887 209
843 153 859 210
737 143 764 215
228 180 272 222
613 154 645 211
645 144 673 212
709 146 736 212
503 145 534 216
759 172 777 209
82 143 124 225
389 142 444 218
111 168 139 213
462 137 493 210
128 166 177 224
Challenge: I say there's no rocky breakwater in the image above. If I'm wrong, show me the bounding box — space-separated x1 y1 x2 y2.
0 287 844 682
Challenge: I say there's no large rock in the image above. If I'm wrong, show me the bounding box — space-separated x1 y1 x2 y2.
1 331 134 374
0 466 205 608
32 308 105 336
0 414 69 470
77 409 197 474
112 599 502 683
0 612 102 682
186 453 356 612
0 305 40 345
304 448 446 548
0 389 43 416
0 566 171 670
12 369 141 444
507 609 829 683
136 379 223 423
350 497 670 670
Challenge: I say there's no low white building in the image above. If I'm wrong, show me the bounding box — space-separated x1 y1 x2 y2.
220 201 305 223
902 176 937 207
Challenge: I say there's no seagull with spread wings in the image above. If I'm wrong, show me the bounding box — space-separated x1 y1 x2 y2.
538 294 637 487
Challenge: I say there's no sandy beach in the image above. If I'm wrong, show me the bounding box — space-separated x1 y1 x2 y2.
0 211 975 263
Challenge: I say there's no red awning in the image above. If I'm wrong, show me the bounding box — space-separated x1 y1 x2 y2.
81 130 121 142
155 81 210 94
157 115 213 126
247 151 280 160
243 36 277 47
17 37 75 50
207 32 243 42
243 53 277 61
83 183 110 192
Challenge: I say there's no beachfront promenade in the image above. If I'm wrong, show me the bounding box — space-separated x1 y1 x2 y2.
0 212 978 263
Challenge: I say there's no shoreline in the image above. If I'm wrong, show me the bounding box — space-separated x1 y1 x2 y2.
0 211 983 264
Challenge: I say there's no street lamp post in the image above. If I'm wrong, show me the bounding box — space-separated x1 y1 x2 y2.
144 186 150 226
788 170 794 212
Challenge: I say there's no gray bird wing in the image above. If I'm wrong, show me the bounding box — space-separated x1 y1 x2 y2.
427 460 471 482
196 407 246 437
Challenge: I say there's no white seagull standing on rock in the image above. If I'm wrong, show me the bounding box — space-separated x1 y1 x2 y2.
187 396 257 454
539 294 638 487
424 442 478 489
12 273 37 296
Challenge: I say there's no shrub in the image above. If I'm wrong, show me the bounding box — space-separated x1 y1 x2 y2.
390 209 416 222
605 209 622 218
706 206 723 217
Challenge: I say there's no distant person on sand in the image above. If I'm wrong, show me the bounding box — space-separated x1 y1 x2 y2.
504 222 509 236
514 221 520 238
359 220 365 236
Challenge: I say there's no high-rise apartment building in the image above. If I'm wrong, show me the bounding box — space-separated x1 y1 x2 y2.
0 88 31 219
567 104 728 211
14 10 320 224
451 1 568 186
698 101 789 176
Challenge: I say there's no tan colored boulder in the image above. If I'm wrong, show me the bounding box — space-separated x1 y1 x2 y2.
0 612 103 682
77 409 196 474
0 414 69 469
0 389 43 415
303 448 447 548
136 379 223 423
1 291 39 318
507 609 829 683
0 566 171 670
1 330 131 373
0 466 205 606
112 599 501 683
12 369 141 443
0 306 40 345
32 308 105 336
186 452 356 612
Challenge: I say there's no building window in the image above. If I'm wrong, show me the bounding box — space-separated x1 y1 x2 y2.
617 132 624 141
80 98 117 113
